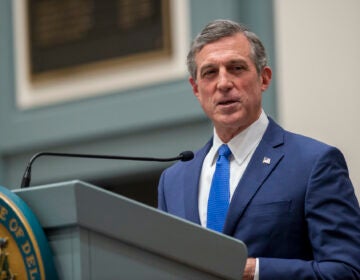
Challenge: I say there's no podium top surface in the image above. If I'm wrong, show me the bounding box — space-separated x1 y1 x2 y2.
14 180 247 280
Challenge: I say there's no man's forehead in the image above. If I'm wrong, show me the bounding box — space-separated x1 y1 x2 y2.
196 39 251 67
200 58 248 69
196 34 251 59
199 33 249 51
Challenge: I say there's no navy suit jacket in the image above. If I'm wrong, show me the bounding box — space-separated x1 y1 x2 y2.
158 118 360 279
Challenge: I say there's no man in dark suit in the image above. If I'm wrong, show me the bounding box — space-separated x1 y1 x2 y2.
158 19 360 279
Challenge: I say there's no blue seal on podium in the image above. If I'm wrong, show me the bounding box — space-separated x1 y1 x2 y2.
0 185 58 279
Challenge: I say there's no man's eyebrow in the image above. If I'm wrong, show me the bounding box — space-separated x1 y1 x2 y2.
200 59 248 69
199 63 217 72
228 59 248 65
199 58 249 75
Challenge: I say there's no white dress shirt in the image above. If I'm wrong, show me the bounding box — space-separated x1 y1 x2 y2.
198 110 269 280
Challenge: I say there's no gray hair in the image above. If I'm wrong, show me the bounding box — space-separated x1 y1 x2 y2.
186 19 268 80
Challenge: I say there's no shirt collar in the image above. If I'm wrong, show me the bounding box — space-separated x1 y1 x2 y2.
210 110 269 166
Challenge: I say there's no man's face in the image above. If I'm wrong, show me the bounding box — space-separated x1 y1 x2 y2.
189 33 272 142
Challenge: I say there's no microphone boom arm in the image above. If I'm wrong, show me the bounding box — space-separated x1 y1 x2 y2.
21 151 194 188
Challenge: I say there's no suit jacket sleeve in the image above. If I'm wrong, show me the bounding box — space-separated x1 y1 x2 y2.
158 169 167 212
258 147 360 280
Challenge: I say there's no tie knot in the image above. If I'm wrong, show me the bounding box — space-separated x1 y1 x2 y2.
218 144 231 158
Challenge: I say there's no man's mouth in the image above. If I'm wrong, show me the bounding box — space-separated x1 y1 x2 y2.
218 99 239 106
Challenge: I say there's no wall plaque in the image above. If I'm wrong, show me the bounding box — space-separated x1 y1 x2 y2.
27 0 171 80
13 0 189 109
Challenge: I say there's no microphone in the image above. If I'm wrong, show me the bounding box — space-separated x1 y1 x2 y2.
20 150 194 188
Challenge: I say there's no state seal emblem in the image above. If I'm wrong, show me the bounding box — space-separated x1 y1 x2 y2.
0 186 58 279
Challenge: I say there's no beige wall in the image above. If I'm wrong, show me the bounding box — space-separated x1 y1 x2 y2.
274 0 360 198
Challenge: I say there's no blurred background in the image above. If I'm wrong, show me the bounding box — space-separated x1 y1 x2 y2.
1 0 359 207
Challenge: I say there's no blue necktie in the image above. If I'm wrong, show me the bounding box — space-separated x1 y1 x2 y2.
207 144 231 232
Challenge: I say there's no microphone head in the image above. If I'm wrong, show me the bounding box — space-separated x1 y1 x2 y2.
179 151 194 161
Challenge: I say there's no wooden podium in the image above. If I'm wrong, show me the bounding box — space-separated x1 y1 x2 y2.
14 181 247 279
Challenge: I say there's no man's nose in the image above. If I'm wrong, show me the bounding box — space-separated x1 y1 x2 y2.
217 69 233 92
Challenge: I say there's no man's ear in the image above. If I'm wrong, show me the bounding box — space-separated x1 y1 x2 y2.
189 77 199 98
260 66 272 92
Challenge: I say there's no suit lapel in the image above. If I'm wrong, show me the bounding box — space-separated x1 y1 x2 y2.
223 119 285 235
184 140 212 224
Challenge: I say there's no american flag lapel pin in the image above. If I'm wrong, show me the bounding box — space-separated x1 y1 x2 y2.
262 157 271 165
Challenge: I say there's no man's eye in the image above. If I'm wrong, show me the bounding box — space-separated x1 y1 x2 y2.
232 65 248 73
202 70 216 77
233 65 245 71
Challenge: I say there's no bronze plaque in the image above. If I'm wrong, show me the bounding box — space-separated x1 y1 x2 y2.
27 0 171 80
